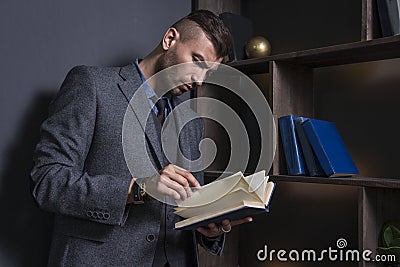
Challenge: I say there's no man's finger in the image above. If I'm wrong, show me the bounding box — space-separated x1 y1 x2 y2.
161 176 189 200
165 187 181 200
230 217 253 227
154 182 181 200
207 222 219 233
196 224 219 238
167 171 192 197
196 227 210 236
167 170 190 187
161 166 193 197
221 219 230 227
174 167 201 188
173 165 187 172
174 166 199 185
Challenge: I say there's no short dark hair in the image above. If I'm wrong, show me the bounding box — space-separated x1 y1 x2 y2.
171 10 232 59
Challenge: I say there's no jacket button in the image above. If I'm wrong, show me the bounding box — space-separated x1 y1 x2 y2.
146 234 155 242
92 211 98 219
167 213 173 221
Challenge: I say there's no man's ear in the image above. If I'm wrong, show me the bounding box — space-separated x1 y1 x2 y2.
162 28 180 50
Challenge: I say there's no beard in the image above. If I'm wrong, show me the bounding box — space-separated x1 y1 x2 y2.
156 49 190 96
158 48 179 71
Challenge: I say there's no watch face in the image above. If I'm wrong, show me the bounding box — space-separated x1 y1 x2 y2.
133 183 143 201
139 182 147 197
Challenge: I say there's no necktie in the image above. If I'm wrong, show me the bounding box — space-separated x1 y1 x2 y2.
154 97 169 125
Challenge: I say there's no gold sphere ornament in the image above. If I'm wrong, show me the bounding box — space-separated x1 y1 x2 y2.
245 36 271 58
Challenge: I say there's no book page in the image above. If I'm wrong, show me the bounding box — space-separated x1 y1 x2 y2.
264 181 275 205
175 175 275 219
175 171 243 208
174 188 261 218
244 170 267 202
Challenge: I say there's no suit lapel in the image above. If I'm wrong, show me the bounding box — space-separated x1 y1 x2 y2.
117 63 167 168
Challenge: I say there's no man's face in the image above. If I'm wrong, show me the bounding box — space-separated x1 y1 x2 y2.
160 29 223 96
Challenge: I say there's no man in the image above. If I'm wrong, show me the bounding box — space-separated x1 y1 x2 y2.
31 10 251 266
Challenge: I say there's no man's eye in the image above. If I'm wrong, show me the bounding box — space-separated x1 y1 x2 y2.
193 57 201 65
193 58 208 69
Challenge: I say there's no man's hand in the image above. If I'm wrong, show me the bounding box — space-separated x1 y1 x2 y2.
196 217 253 238
127 164 201 204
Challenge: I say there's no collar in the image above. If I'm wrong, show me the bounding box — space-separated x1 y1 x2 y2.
134 58 173 113
134 58 157 100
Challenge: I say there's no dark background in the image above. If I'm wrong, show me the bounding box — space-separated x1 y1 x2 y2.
0 1 190 266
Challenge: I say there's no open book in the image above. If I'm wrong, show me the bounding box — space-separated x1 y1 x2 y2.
174 170 276 230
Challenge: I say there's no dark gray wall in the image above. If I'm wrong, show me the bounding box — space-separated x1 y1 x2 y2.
0 1 190 266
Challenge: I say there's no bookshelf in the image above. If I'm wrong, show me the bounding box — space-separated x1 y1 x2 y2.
195 0 400 267
271 175 400 189
226 35 400 179
229 37 400 267
206 171 400 189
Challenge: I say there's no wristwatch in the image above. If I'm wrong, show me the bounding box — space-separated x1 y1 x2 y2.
132 180 146 204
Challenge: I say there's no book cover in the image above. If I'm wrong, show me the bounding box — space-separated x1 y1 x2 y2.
175 202 271 231
294 117 325 177
377 0 394 36
398 0 400 33
302 119 359 177
278 115 307 175
174 171 275 230
387 0 400 35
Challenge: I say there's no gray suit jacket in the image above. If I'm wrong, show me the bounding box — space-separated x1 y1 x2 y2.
31 63 224 267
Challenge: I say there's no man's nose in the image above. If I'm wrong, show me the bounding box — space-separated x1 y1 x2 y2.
192 69 207 86
194 80 203 87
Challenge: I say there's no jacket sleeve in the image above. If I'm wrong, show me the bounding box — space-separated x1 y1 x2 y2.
30 66 131 226
197 231 226 256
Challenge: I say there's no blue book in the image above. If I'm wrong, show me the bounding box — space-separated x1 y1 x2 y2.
386 0 400 35
174 171 275 230
294 117 325 177
377 0 394 36
278 115 307 175
302 119 359 177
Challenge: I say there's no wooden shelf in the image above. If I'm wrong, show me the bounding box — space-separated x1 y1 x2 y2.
270 175 400 189
228 35 400 74
205 171 400 189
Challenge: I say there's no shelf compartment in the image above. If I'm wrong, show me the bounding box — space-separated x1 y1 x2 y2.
205 171 400 189
228 35 400 74
270 175 400 189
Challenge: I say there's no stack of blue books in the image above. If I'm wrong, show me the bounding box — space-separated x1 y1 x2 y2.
278 115 359 177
